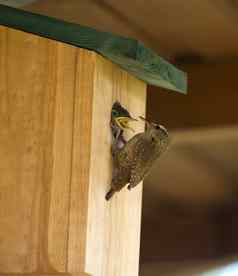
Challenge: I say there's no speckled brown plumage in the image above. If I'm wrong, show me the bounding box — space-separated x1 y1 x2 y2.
106 118 169 200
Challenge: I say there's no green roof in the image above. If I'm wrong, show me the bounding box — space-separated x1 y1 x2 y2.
0 4 187 93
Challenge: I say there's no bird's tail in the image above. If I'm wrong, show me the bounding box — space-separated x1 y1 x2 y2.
105 188 115 201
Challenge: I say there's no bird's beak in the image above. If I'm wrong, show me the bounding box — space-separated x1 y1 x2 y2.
115 116 137 132
139 116 151 129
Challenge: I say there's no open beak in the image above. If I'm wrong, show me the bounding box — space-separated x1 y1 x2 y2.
115 116 137 132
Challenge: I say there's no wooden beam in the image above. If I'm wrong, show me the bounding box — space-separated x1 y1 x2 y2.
0 26 146 275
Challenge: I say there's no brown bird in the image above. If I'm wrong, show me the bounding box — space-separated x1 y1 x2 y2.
106 117 169 200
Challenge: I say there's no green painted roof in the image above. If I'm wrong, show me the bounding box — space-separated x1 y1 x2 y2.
0 4 187 93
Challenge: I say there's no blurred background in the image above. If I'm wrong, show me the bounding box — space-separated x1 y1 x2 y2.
2 0 238 275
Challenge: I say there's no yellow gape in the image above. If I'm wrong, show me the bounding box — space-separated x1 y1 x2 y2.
115 117 137 132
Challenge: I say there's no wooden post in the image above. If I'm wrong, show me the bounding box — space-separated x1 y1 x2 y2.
0 26 145 276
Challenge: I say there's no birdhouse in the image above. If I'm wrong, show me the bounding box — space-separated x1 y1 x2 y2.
0 4 186 276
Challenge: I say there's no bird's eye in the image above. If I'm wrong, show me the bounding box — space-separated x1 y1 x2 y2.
112 110 119 117
151 137 155 142
155 125 160 130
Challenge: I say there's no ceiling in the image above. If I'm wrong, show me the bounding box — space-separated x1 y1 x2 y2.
6 0 238 60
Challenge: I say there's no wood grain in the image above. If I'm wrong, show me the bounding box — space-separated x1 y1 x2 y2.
67 49 95 272
85 55 146 276
0 26 59 272
47 43 77 272
0 26 80 273
0 26 146 276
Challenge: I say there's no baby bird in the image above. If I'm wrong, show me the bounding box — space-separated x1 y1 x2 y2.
111 101 137 147
106 117 169 200
110 101 137 151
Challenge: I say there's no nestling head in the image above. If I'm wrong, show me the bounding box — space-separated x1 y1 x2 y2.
111 101 137 132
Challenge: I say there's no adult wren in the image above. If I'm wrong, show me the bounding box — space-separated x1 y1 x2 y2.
106 116 169 200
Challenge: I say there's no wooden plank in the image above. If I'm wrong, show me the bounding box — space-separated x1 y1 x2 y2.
0 4 187 93
84 55 146 276
47 43 77 271
0 25 59 272
67 49 95 272
0 26 79 273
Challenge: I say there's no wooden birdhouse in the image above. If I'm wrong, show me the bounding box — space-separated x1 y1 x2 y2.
0 4 186 276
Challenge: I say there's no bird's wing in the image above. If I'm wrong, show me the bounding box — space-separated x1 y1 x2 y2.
128 140 155 189
116 133 142 167
129 159 148 189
